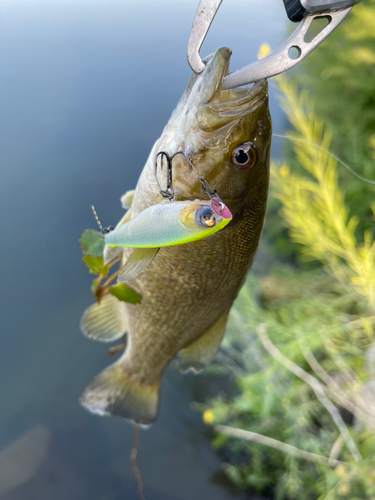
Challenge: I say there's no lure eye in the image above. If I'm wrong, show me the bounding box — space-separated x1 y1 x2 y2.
198 209 216 227
231 142 256 171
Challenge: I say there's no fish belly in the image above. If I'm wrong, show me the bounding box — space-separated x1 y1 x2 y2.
123 204 265 383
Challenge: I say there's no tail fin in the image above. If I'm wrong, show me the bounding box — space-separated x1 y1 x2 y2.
80 361 161 426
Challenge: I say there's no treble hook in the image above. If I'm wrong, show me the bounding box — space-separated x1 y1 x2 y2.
155 149 225 208
155 151 175 201
198 177 224 208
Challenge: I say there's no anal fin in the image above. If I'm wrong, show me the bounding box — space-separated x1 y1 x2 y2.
179 313 229 373
118 247 160 283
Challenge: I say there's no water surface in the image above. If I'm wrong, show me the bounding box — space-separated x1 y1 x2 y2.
0 1 289 498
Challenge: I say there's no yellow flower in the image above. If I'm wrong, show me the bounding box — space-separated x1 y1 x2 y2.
337 482 350 496
257 43 271 60
335 464 346 478
202 409 214 424
279 165 290 177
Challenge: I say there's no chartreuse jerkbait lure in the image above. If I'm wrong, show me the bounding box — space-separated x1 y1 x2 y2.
103 198 232 282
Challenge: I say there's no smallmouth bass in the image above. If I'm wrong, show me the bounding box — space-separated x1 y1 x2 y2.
80 47 272 425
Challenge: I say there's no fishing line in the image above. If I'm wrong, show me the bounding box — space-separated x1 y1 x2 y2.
90 205 113 236
173 151 225 206
91 205 103 230
130 425 146 500
273 134 375 185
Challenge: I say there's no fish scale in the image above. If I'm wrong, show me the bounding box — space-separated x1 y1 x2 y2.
125 204 267 381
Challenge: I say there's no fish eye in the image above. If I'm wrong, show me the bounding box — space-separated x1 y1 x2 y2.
198 209 216 227
231 142 256 171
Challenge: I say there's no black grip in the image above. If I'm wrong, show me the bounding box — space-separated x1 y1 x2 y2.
282 0 307 22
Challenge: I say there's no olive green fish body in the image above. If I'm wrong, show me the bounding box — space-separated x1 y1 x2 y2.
81 47 272 425
123 202 267 380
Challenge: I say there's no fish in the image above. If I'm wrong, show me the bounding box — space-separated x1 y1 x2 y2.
80 46 272 425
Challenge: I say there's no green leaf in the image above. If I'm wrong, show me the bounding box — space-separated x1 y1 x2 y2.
82 255 109 276
91 279 99 293
79 229 105 258
109 283 141 304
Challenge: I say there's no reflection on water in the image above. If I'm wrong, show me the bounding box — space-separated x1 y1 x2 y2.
0 426 50 496
0 0 289 498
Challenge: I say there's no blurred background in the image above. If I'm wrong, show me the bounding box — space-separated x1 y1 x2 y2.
0 0 374 499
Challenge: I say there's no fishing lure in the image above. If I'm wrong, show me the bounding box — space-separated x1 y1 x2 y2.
102 150 232 282
105 199 231 248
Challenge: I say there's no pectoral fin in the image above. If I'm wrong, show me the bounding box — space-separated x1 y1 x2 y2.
80 294 127 342
103 245 123 265
120 189 135 209
118 247 160 282
179 313 229 373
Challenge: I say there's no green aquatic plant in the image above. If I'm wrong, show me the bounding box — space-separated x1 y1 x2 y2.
291 0 375 235
267 0 375 262
202 73 375 499
273 74 375 316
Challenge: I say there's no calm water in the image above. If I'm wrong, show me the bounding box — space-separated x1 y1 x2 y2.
0 1 289 498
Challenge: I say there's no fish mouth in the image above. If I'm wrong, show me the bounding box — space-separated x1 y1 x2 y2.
159 47 267 155
196 48 268 133
177 47 268 137
154 47 269 198
187 47 233 107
